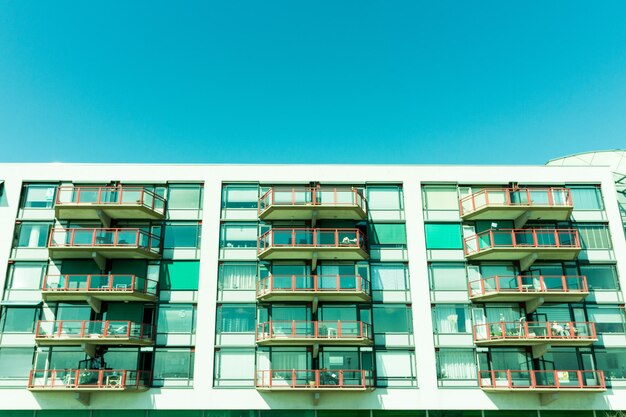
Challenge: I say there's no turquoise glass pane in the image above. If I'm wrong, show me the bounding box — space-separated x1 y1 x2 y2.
424 223 462 249
368 223 407 244
428 412 481 417
160 261 200 290
374 412 427 417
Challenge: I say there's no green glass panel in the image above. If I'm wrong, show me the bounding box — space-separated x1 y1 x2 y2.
374 412 427 417
424 223 462 249
60 260 101 275
147 412 202 417
160 261 200 290
368 223 407 245
206 412 257 417
110 260 148 277
37 412 90 417
484 412 537 417
317 411 370 417
106 302 144 322
260 412 315 417
542 412 594 417
428 412 481 417
3 412 34 417
92 412 142 417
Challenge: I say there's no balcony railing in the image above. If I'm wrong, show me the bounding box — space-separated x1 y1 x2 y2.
257 274 369 297
468 275 588 299
460 188 573 217
256 320 372 343
56 186 166 215
259 187 367 216
478 370 605 391
42 274 158 297
28 369 151 390
473 321 596 343
255 369 373 390
49 228 160 254
464 228 580 256
35 320 154 342
258 228 367 252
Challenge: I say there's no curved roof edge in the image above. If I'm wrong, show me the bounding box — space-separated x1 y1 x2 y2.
547 149 626 164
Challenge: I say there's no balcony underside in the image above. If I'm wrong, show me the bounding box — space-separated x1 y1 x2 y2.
41 290 157 303
258 247 368 261
461 206 573 222
257 291 371 303
35 337 154 347
49 247 160 260
465 247 580 262
256 386 374 392
259 205 366 221
256 337 373 347
475 338 597 347
28 386 149 392
55 205 164 221
470 291 589 303
481 386 605 393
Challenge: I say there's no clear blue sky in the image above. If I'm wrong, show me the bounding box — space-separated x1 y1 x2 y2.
1 1 625 164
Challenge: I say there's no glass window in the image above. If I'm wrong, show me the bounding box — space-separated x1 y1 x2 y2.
580 264 619 290
436 349 477 380
213 348 255 387
422 186 459 210
218 263 257 291
160 261 200 290
220 223 258 248
0 347 33 379
367 186 403 210
16 222 50 248
167 185 203 210
148 412 202 417
163 222 201 249
371 264 409 291
595 349 626 380
428 412 481 417
429 263 467 291
217 304 256 333
373 305 412 333
157 304 196 334
424 223 462 249
587 306 625 333
570 187 603 210
22 184 56 209
153 348 194 386
432 305 471 333
368 223 407 245
1 307 39 333
222 185 259 209
7 262 47 290
576 224 612 250
375 350 417 387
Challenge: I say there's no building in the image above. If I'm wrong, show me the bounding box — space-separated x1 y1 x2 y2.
0 162 625 417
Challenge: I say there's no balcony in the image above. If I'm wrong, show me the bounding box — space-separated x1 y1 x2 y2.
256 321 373 346
35 320 154 347
258 228 368 262
464 229 580 270
28 369 150 392
473 321 596 347
42 274 157 303
256 274 370 302
48 228 161 262
479 370 605 392
55 186 166 221
255 369 374 391
468 275 589 303
460 188 573 226
258 187 367 221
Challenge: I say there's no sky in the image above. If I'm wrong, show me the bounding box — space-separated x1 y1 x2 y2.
1 1 626 165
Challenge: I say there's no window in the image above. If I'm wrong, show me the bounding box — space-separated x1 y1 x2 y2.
428 263 467 291
366 186 403 210
213 348 255 387
216 304 256 333
153 348 194 386
587 306 625 333
222 185 258 209
1 307 39 333
157 304 197 334
163 222 201 249
0 347 33 380
576 224 612 250
220 223 258 248
22 184 56 209
375 350 417 387
570 187 603 210
595 349 626 380
422 186 459 211
16 222 50 248
432 305 470 333
7 263 47 290
218 263 257 291
436 349 476 380
371 264 409 291
167 185 203 210
160 261 200 291
580 264 619 290
368 223 407 245
373 305 412 333
424 223 462 249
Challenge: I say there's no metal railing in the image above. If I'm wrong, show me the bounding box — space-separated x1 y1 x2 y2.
42 274 158 296
258 228 367 253
460 187 573 216
48 228 161 254
257 274 369 297
478 369 605 390
259 187 367 216
256 320 372 341
28 369 151 389
255 369 373 389
56 186 166 215
464 228 580 256
35 320 154 341
473 321 596 342
468 275 588 298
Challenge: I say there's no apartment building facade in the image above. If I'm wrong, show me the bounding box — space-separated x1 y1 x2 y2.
0 162 625 417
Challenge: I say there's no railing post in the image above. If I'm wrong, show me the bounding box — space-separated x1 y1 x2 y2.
529 370 536 388
291 229 296 247
526 189 531 206
554 229 560 248
546 322 552 338
334 229 339 247
314 321 318 338
336 274 340 291
291 369 296 388
291 320 296 338
339 370 344 387
554 370 560 389
337 320 342 338
292 274 296 292
81 320 87 338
